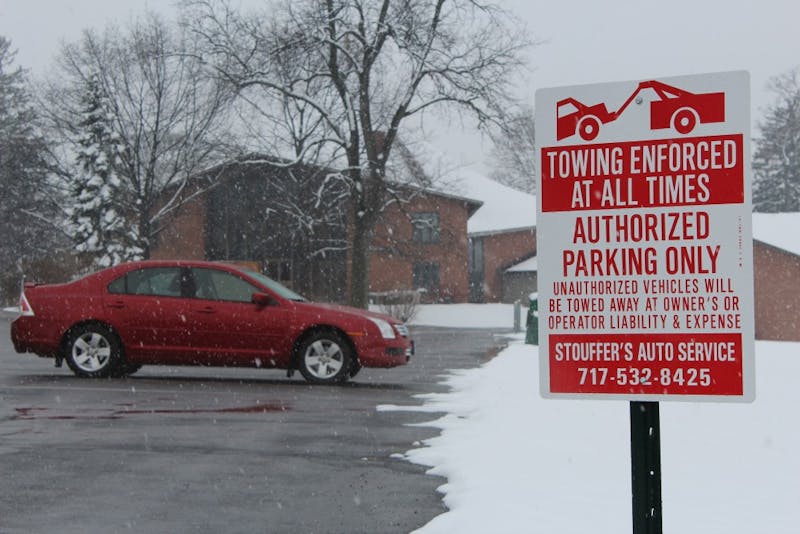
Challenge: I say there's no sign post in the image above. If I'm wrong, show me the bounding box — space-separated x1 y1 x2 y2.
535 71 754 532
630 401 662 533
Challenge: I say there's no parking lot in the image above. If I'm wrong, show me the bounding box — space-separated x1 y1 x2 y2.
0 317 508 534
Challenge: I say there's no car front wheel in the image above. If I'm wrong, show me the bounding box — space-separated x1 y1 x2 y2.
64 324 124 378
296 330 353 384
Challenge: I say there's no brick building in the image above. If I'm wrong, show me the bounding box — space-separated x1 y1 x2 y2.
752 212 800 341
369 189 481 303
151 158 481 304
463 174 538 303
469 227 536 302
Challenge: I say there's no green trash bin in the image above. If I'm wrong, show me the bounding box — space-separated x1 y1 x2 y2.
525 292 538 345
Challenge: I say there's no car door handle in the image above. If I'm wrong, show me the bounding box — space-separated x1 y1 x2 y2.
106 300 126 309
195 307 216 314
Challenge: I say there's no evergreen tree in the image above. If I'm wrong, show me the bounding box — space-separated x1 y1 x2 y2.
67 74 140 267
753 67 800 213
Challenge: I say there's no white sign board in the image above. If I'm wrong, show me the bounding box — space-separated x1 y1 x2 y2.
535 71 755 401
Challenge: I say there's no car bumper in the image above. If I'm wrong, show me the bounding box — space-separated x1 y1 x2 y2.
357 338 414 368
10 318 59 357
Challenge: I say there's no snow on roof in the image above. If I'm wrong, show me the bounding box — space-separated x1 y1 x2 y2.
506 256 538 273
752 212 800 256
443 169 536 235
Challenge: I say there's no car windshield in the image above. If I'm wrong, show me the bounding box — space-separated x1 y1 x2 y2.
244 269 307 302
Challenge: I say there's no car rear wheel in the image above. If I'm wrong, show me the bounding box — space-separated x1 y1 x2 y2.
64 324 124 378
296 330 353 384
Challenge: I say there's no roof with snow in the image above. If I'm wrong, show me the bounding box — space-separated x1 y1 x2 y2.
506 256 538 273
439 170 536 235
752 212 800 256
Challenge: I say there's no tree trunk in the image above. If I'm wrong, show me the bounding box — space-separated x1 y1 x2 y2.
350 213 370 309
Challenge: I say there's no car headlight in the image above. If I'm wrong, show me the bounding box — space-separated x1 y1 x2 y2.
368 317 396 339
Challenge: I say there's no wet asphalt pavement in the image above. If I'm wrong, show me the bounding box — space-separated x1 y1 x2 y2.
0 317 510 534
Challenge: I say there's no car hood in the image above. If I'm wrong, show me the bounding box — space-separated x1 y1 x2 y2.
290 300 399 324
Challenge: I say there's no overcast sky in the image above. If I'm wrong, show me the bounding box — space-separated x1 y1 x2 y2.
1 0 798 172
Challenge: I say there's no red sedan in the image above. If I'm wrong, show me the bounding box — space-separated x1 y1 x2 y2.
10 260 413 384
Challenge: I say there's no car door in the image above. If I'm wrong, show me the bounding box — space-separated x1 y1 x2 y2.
186 267 292 366
106 266 195 362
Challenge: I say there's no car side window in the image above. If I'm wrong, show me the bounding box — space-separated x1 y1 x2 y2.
110 268 183 297
191 268 259 303
108 276 126 294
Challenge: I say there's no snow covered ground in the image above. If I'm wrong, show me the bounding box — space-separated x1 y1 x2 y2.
392 304 800 533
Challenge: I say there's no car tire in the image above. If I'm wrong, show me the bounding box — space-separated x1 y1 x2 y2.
124 363 142 376
296 330 353 384
112 363 142 378
64 323 125 378
349 360 362 379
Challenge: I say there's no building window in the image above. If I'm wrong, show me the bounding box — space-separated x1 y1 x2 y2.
264 259 292 284
411 212 440 243
413 262 440 292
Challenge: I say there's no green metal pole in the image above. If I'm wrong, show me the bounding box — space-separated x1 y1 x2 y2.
525 294 538 345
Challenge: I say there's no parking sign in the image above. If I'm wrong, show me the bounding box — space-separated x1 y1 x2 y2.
535 71 755 401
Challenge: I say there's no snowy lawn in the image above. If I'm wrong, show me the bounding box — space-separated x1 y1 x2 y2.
386 304 800 533
409 303 519 329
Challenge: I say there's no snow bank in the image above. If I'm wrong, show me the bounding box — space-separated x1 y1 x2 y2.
383 336 800 533
409 303 517 329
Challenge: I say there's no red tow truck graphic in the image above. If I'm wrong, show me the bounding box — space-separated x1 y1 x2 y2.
556 80 725 141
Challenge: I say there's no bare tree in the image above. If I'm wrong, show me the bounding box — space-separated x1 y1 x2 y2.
0 36 67 301
184 0 531 307
753 67 800 212
41 13 234 259
488 104 536 194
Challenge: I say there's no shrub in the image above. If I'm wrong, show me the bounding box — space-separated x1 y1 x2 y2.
370 289 420 323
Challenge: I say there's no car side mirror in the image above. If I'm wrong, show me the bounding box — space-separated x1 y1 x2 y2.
252 292 277 307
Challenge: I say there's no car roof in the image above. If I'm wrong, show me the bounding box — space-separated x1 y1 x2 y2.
116 259 248 271
91 260 252 283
